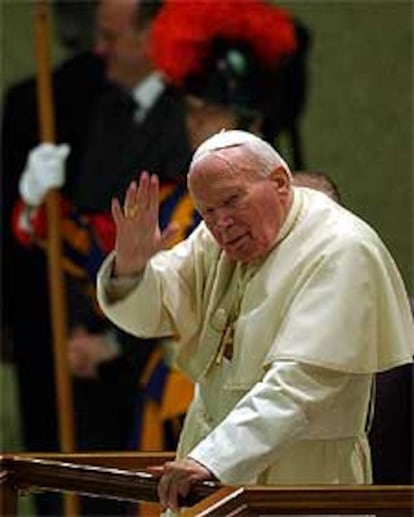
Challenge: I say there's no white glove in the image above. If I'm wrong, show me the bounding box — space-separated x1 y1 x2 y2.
18 143 70 206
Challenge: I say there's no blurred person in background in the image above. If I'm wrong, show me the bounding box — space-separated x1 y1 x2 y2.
148 0 310 166
292 170 342 203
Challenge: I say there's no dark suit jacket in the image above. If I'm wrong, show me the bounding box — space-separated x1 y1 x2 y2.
369 362 413 484
369 300 413 484
69 83 191 212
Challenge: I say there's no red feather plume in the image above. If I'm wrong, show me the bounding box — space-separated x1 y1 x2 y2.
150 0 298 85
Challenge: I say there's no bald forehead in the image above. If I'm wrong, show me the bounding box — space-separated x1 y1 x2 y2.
188 155 256 208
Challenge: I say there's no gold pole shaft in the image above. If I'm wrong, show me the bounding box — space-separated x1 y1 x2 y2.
34 1 79 514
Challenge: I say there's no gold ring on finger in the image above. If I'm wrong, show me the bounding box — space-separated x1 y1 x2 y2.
125 205 138 218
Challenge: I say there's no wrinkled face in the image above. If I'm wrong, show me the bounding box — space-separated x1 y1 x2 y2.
188 149 291 262
94 0 151 88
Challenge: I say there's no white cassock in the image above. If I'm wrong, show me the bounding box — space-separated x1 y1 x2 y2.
97 187 414 488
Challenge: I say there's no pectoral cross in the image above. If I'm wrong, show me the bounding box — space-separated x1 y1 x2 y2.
216 323 234 364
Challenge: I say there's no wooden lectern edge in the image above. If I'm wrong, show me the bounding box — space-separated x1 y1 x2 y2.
1 454 413 515
0 454 219 508
0 451 176 469
181 486 244 517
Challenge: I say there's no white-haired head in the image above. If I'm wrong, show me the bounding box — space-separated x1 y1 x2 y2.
190 129 292 179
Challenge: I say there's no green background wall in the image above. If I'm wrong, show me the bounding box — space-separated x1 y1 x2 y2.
279 0 413 293
2 1 413 292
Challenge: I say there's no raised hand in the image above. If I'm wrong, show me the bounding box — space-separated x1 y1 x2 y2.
111 172 179 276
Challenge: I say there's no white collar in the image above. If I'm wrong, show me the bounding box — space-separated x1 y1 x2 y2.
275 187 304 245
131 72 165 114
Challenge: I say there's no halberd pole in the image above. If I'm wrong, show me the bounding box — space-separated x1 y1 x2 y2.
34 1 78 514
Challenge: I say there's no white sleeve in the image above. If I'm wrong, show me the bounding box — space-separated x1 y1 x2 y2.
97 224 213 341
97 251 143 303
97 249 176 338
188 360 353 484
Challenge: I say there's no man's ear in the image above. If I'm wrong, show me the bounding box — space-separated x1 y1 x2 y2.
269 166 291 196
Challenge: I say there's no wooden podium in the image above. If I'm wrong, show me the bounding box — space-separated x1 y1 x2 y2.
1 452 413 516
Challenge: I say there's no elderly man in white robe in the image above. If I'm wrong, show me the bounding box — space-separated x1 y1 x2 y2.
97 130 414 512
